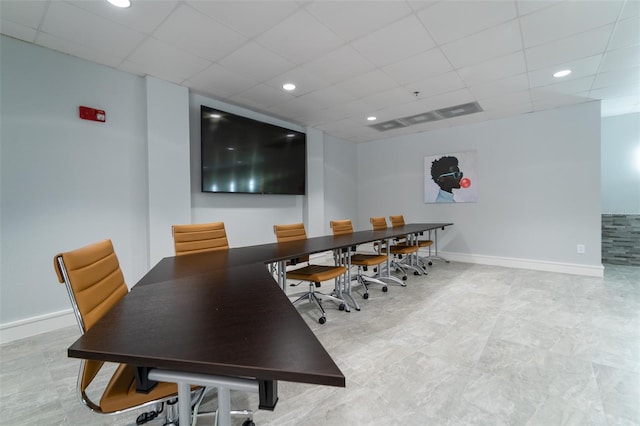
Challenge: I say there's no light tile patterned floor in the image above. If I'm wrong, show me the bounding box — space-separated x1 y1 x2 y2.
1 262 638 425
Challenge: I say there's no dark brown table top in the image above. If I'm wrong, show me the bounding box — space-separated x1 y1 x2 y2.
67 223 452 388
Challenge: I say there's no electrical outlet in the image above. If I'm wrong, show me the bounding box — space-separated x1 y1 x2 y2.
577 244 585 254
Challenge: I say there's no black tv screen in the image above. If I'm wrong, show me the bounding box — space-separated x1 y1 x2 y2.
200 106 306 195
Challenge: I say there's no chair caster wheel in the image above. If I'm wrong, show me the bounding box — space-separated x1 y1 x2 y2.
319 316 326 324
402 276 408 281
339 303 346 311
428 261 433 266
363 293 369 299
414 271 420 276
242 420 255 426
382 286 388 292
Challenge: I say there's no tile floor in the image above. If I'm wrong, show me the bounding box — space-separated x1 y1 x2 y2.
1 262 638 425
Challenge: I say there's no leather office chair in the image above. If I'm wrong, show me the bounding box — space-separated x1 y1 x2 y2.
274 223 347 324
370 216 423 279
389 214 433 269
172 221 229 255
54 239 181 425
330 219 388 301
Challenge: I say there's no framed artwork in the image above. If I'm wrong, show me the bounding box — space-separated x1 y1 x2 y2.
424 150 478 203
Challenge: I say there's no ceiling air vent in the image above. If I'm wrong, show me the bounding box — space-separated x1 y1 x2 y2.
369 119 409 132
435 102 483 119
401 111 442 125
368 101 483 132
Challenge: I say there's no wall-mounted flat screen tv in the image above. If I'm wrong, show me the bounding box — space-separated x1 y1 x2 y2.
200 106 306 195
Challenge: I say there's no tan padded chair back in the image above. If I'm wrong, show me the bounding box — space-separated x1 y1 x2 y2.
389 215 406 227
330 219 354 236
54 239 128 333
172 221 229 256
370 216 388 231
273 223 307 242
54 239 129 393
274 223 309 262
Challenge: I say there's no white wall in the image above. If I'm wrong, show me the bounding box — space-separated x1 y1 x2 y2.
601 112 640 214
0 37 149 328
323 134 358 234
357 102 603 276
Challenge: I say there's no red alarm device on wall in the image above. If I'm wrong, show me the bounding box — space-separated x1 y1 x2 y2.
79 106 106 123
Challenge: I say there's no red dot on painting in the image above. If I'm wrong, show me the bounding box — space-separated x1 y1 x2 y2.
460 178 471 188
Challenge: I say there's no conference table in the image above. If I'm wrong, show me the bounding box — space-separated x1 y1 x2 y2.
67 223 452 425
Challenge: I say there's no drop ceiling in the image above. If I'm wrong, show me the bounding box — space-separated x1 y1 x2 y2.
1 0 638 143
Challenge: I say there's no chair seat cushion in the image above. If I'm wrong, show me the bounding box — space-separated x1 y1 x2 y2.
350 254 388 266
383 245 419 255
100 364 179 413
286 264 347 282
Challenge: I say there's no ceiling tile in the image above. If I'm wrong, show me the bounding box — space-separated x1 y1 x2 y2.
468 73 530 100
407 71 466 98
300 45 376 85
382 48 453 85
228 83 295 110
296 86 358 110
41 1 146 59
0 0 47 28
127 37 211 84
480 90 532 111
267 96 325 121
457 51 526 86
599 45 640 72
532 76 595 97
360 87 417 110
531 92 591 110
0 19 37 43
441 20 522 68
351 15 435 67
619 0 640 19
528 54 603 88
520 0 625 47
371 99 432 122
36 32 123 69
264 66 331 96
187 1 301 38
186 64 258 100
69 0 178 35
421 88 476 111
306 1 413 42
515 1 558 17
255 9 345 65
153 4 247 62
417 0 517 45
303 108 348 127
331 99 378 120
218 41 294 83
333 69 400 99
608 17 640 50
525 24 613 71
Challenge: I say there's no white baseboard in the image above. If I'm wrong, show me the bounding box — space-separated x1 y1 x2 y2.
0 309 77 345
437 251 604 277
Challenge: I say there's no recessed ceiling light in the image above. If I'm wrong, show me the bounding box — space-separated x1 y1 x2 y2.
282 83 296 91
106 0 131 7
367 116 377 121
553 69 572 78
